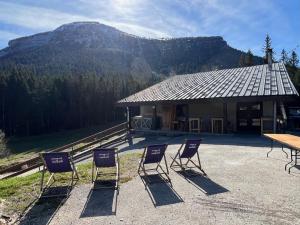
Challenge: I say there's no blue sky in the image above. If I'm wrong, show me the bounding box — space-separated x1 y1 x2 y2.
0 0 299 58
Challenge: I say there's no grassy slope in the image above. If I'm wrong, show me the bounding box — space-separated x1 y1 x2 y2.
0 152 141 217
0 125 111 170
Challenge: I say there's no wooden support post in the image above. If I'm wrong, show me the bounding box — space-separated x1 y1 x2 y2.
185 104 189 132
126 107 132 130
273 101 277 133
152 105 157 130
223 102 228 133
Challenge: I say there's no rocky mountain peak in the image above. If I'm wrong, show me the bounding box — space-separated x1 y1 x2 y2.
0 21 263 76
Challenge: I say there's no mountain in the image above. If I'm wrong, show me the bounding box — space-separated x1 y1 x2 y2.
0 22 263 76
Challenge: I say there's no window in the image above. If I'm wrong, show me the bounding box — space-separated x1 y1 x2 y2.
289 108 300 117
251 104 260 110
252 119 261 126
239 119 247 126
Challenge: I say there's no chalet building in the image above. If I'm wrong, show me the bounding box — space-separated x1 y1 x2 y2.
117 61 299 134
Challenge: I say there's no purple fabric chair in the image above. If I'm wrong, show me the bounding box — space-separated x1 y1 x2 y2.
92 148 119 190
138 144 170 183
40 152 79 198
170 139 206 175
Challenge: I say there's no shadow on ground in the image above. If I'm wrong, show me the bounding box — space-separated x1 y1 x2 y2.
117 134 272 154
80 182 118 217
177 170 229 195
140 174 183 207
19 195 68 225
289 165 300 176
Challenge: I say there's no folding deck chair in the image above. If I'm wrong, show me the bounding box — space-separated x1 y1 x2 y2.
40 152 79 198
170 139 206 176
92 148 120 191
138 144 170 184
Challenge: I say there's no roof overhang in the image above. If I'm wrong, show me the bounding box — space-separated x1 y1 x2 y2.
116 94 299 107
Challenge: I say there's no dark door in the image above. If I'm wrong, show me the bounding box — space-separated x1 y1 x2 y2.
237 102 262 133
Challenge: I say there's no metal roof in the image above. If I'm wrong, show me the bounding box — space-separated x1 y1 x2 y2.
118 62 299 105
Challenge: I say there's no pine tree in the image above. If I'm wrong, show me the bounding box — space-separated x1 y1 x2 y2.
239 53 246 67
280 49 288 64
263 34 274 63
245 49 254 66
0 129 9 157
289 51 299 68
0 63 161 136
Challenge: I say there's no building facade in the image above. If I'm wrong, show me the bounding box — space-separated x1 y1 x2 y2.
117 62 299 134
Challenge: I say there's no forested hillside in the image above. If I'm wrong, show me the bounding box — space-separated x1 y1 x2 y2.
0 68 162 136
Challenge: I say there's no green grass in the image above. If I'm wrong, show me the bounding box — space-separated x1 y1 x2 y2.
0 125 110 170
0 152 142 216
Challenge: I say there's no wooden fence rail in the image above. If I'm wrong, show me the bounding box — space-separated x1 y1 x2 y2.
0 122 128 179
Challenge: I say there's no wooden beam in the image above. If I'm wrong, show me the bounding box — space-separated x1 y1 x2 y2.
223 102 228 133
126 107 132 129
273 101 277 133
152 105 157 130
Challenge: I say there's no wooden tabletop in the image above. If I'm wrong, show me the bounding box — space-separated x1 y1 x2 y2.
263 133 300 151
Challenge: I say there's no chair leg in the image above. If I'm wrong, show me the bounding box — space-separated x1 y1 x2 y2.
116 152 120 192
179 156 184 171
75 168 79 179
40 172 55 197
45 173 55 187
92 162 95 183
141 165 151 187
71 170 74 187
184 158 190 166
170 156 184 171
157 164 171 183
196 151 206 175
163 155 169 175
155 162 160 171
70 157 79 180
96 168 100 181
138 159 143 174
138 148 146 174
40 166 45 192
116 160 120 192
170 151 180 168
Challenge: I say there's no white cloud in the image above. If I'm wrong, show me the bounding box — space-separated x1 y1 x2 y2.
0 1 92 30
0 0 297 56
74 0 199 36
0 0 173 39
0 30 21 40
108 22 171 38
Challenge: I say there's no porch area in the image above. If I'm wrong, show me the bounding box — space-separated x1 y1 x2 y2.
129 100 281 134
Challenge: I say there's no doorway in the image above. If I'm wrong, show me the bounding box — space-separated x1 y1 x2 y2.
237 102 262 133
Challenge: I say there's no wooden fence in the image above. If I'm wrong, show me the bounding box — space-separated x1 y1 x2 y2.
0 122 129 179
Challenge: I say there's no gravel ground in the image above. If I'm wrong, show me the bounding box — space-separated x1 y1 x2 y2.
19 135 300 225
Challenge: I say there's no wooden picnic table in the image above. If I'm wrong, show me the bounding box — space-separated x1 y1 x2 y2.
263 133 300 173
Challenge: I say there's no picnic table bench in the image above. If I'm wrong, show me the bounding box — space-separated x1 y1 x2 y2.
264 133 300 173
